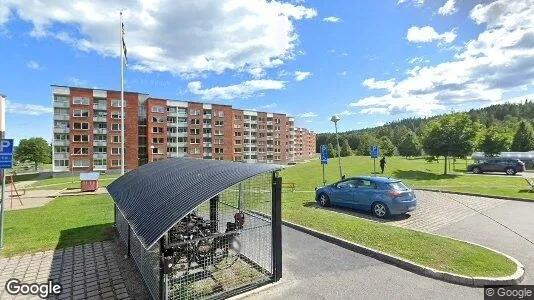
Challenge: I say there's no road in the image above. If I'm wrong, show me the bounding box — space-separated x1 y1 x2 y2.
248 192 534 299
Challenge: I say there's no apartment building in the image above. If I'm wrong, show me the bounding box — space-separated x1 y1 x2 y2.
52 85 316 172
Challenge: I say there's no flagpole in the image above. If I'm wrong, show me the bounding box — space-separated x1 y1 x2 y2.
120 11 125 175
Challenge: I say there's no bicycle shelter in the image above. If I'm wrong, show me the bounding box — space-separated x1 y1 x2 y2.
107 158 283 300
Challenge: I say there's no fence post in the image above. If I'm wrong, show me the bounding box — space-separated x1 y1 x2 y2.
210 196 219 232
271 172 282 281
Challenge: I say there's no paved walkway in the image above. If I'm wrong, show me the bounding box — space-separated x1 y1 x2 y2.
0 242 131 300
2 189 59 211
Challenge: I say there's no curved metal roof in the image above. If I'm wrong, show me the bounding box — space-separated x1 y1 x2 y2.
107 158 281 249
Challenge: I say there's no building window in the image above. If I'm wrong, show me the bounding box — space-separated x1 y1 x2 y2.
215 120 223 126
167 147 177 153
234 148 242 153
73 160 90 167
111 159 122 167
151 105 165 113
190 128 200 135
54 146 69 153
190 109 200 116
234 115 242 120
215 148 224 154
217 111 224 117
94 147 107 153
72 147 88 155
73 109 89 117
73 135 89 142
152 137 164 144
167 107 177 113
190 119 200 125
111 123 122 131
152 127 164 133
54 159 69 167
73 123 89 130
234 140 242 145
191 147 200 154
111 136 121 143
96 123 107 129
215 138 223 145
111 148 122 155
111 112 124 119
72 97 90 105
214 129 223 136
152 116 165 123
234 132 241 137
111 99 124 107
94 159 107 166
54 134 69 140
190 138 200 144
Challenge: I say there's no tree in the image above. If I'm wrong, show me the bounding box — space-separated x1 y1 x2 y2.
510 120 534 151
327 143 337 158
378 136 395 156
422 114 480 175
340 139 353 157
478 126 512 157
355 133 378 156
397 131 422 158
14 137 51 171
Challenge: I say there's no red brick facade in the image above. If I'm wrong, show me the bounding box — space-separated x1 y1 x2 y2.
52 85 316 172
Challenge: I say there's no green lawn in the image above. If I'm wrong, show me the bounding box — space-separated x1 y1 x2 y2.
283 156 534 200
0 195 114 257
281 192 516 277
26 174 120 190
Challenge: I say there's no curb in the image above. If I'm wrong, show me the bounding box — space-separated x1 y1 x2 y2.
280 219 524 287
415 188 534 203
227 280 284 300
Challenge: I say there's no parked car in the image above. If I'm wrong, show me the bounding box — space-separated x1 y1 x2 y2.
467 158 526 175
315 176 417 218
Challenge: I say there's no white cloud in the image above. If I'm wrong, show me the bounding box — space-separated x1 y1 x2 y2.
362 78 396 91
260 103 277 109
322 16 341 23
294 71 312 81
5 100 52 115
337 71 347 76
25 60 42 70
407 56 429 64
0 0 316 77
298 112 318 118
397 0 425 7
406 26 457 44
187 79 285 100
337 110 355 116
437 0 457 16
350 0 534 117
67 77 88 86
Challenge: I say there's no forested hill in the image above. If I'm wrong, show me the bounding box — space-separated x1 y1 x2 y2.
316 100 534 156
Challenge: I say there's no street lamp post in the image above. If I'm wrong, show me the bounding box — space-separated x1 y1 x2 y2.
330 115 343 180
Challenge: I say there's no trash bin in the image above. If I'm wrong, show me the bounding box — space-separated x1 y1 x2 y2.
80 172 100 192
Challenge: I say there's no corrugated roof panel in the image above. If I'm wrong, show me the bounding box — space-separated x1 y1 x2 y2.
107 158 281 249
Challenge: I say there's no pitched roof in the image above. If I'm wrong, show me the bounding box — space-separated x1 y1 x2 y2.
107 158 281 249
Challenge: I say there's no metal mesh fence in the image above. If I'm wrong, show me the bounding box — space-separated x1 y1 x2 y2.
116 209 161 300
166 173 273 300
116 172 274 300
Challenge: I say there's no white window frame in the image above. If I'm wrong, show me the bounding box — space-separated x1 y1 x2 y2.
73 97 90 105
73 109 89 117
151 105 165 113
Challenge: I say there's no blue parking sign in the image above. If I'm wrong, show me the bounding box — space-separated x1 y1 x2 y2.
0 139 14 169
370 145 379 159
320 145 328 164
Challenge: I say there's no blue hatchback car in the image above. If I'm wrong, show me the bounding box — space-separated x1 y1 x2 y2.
315 176 417 218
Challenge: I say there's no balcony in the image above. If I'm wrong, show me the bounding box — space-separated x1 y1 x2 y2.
93 103 107 110
54 114 69 121
203 142 212 147
54 140 69 146
203 124 212 128
177 122 188 127
94 165 107 171
93 153 107 159
266 121 273 125
94 128 107 134
53 152 69 159
53 101 69 108
202 133 212 138
93 140 107 147
203 114 212 119
53 127 69 134
203 152 212 157
178 112 188 117
93 116 107 122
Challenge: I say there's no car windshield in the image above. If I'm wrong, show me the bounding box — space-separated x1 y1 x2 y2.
389 181 409 191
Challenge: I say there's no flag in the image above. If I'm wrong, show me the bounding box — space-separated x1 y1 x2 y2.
121 22 128 66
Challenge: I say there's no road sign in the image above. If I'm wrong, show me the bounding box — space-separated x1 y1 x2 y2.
370 145 379 159
320 145 328 164
0 139 14 169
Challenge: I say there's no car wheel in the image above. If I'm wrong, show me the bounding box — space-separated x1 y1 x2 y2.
372 202 389 218
472 167 482 174
318 193 331 207
505 167 516 175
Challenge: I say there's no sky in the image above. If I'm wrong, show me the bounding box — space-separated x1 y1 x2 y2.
0 0 533 144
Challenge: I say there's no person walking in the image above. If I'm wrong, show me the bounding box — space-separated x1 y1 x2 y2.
379 156 386 174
